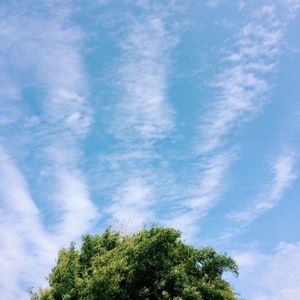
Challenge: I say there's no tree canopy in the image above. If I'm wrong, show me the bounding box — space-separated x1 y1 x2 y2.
30 227 238 300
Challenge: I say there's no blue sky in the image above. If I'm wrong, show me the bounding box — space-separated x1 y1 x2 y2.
0 0 300 299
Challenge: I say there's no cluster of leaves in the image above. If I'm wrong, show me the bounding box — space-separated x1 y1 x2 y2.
30 227 238 300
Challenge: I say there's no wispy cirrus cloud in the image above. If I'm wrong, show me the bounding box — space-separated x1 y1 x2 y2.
198 0 300 153
198 5 283 154
170 2 298 239
0 2 98 298
185 153 235 212
112 17 175 143
282 0 300 16
0 144 56 299
231 151 297 222
13 8 96 240
107 176 154 232
234 241 300 299
219 151 297 240
164 152 234 240
105 12 177 231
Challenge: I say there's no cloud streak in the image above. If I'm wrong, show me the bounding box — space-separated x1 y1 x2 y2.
219 151 297 241
171 2 298 239
0 3 98 298
112 17 175 143
231 152 297 223
17 7 97 241
107 177 154 233
234 241 300 299
105 12 177 231
0 144 56 299
164 152 234 240
198 5 283 154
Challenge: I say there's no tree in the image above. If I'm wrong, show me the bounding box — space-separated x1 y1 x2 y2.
30 227 238 300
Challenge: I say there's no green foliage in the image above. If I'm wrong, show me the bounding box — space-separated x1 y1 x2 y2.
31 227 238 300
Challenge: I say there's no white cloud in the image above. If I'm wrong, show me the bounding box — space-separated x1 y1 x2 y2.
0 3 98 297
281 0 300 16
104 14 177 232
0 144 56 255
0 144 57 299
238 1 246 10
170 6 284 238
9 7 97 240
231 151 297 223
234 242 300 299
173 2 297 240
107 177 154 233
0 221 28 299
0 12 23 126
54 170 99 241
164 152 234 240
219 151 297 241
112 16 176 143
198 5 283 154
186 153 234 211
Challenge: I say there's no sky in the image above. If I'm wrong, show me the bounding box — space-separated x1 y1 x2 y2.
0 0 299 299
